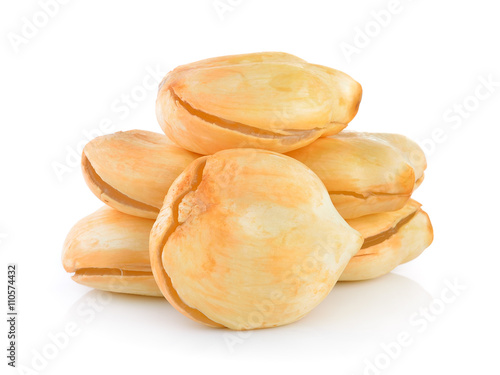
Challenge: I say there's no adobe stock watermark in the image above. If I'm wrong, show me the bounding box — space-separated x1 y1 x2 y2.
51 64 166 183
7 0 72 54
16 291 113 375
362 278 466 375
212 0 244 21
418 74 499 157
339 0 416 63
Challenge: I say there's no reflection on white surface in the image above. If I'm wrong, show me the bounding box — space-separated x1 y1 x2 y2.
54 273 432 370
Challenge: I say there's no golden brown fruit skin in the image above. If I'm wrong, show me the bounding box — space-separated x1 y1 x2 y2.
82 130 200 219
156 52 362 155
150 148 363 330
286 132 426 219
62 207 162 297
340 199 434 281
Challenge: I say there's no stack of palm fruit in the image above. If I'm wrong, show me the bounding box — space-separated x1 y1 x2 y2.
62 52 433 330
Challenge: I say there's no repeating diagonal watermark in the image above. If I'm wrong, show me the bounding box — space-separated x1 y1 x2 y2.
212 0 245 21
50 64 166 183
15 291 112 375
338 0 417 63
223 232 341 352
7 0 72 54
18 269 137 374
361 278 466 375
418 74 499 157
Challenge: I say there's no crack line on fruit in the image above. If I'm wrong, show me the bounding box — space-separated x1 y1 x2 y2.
74 268 153 277
359 211 417 250
153 159 222 327
328 190 410 199
82 154 159 214
171 89 324 142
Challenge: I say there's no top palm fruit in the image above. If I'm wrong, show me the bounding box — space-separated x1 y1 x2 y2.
149 148 363 330
156 52 362 154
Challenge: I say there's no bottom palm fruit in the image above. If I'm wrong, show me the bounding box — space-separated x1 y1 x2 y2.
341 199 433 281
62 200 432 298
62 206 161 297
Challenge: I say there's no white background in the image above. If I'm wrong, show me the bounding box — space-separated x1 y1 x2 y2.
1 0 499 374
